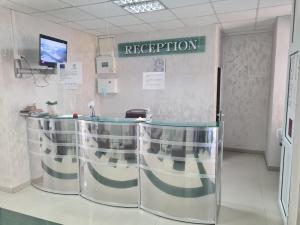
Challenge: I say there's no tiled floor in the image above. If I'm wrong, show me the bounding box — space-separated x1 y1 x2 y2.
219 152 282 225
0 152 283 225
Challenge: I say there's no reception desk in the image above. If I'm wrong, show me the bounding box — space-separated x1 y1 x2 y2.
26 115 223 224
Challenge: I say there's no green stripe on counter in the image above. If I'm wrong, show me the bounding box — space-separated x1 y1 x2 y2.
173 161 185 171
141 155 215 198
0 208 61 225
87 162 138 189
142 169 215 198
41 161 78 180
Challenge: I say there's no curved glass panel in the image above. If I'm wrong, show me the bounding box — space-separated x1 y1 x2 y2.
77 119 139 207
27 117 79 194
139 123 219 223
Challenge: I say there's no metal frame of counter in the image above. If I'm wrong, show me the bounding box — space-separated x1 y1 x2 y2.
26 116 223 224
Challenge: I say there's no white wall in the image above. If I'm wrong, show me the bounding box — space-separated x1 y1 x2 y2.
98 25 221 122
266 16 290 168
222 32 273 152
0 8 98 190
0 10 222 192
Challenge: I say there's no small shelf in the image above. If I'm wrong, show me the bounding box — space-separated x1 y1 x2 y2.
15 67 57 76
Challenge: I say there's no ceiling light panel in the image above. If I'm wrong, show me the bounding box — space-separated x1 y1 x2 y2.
114 0 149 6
113 0 166 14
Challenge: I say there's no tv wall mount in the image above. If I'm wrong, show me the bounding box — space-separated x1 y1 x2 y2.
14 57 57 79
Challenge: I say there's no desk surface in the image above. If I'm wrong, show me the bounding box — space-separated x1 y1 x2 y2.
29 114 219 128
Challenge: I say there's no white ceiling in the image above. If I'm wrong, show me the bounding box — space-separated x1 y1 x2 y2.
0 0 292 36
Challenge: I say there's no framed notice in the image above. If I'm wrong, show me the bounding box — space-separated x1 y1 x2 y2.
285 51 300 143
143 72 165 90
59 62 83 90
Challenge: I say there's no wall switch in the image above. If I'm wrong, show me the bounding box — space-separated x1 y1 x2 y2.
97 78 118 95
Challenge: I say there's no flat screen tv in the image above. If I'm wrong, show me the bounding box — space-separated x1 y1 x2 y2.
39 34 67 67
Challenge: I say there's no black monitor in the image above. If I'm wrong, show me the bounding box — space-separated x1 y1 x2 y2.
39 34 67 68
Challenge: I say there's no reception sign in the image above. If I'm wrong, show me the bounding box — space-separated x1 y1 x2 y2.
118 36 205 57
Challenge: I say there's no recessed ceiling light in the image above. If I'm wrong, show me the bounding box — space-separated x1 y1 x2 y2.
114 0 149 6
113 0 166 14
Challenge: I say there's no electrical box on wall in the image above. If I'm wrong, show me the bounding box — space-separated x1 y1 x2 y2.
96 56 116 74
97 78 118 95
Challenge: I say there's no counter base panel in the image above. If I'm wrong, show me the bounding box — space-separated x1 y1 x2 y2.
81 194 138 208
79 160 139 207
31 184 79 195
139 168 217 223
29 153 79 194
140 207 215 224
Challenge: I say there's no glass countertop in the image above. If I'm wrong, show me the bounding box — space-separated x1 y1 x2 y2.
78 116 139 124
29 114 138 123
145 120 219 128
28 114 219 127
79 117 219 127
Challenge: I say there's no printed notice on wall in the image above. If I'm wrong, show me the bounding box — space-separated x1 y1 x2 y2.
59 62 83 90
143 72 165 90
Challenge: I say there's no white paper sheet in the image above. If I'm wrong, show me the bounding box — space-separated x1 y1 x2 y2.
59 62 83 89
143 72 165 90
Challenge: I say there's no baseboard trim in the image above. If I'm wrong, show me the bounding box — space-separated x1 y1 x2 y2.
0 186 13 193
263 155 280 172
224 147 264 155
224 147 280 171
31 177 42 184
266 165 280 172
0 181 30 194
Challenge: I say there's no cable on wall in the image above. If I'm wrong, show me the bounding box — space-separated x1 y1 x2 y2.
21 56 49 88
10 10 19 59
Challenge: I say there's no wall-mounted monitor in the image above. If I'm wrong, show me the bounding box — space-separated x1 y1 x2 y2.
39 34 67 68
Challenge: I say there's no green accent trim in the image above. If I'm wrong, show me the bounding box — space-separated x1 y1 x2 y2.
87 162 138 189
0 208 61 225
41 161 78 180
141 155 215 198
46 101 58 105
95 151 104 159
173 161 185 171
54 157 63 163
109 158 118 164
118 36 205 57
